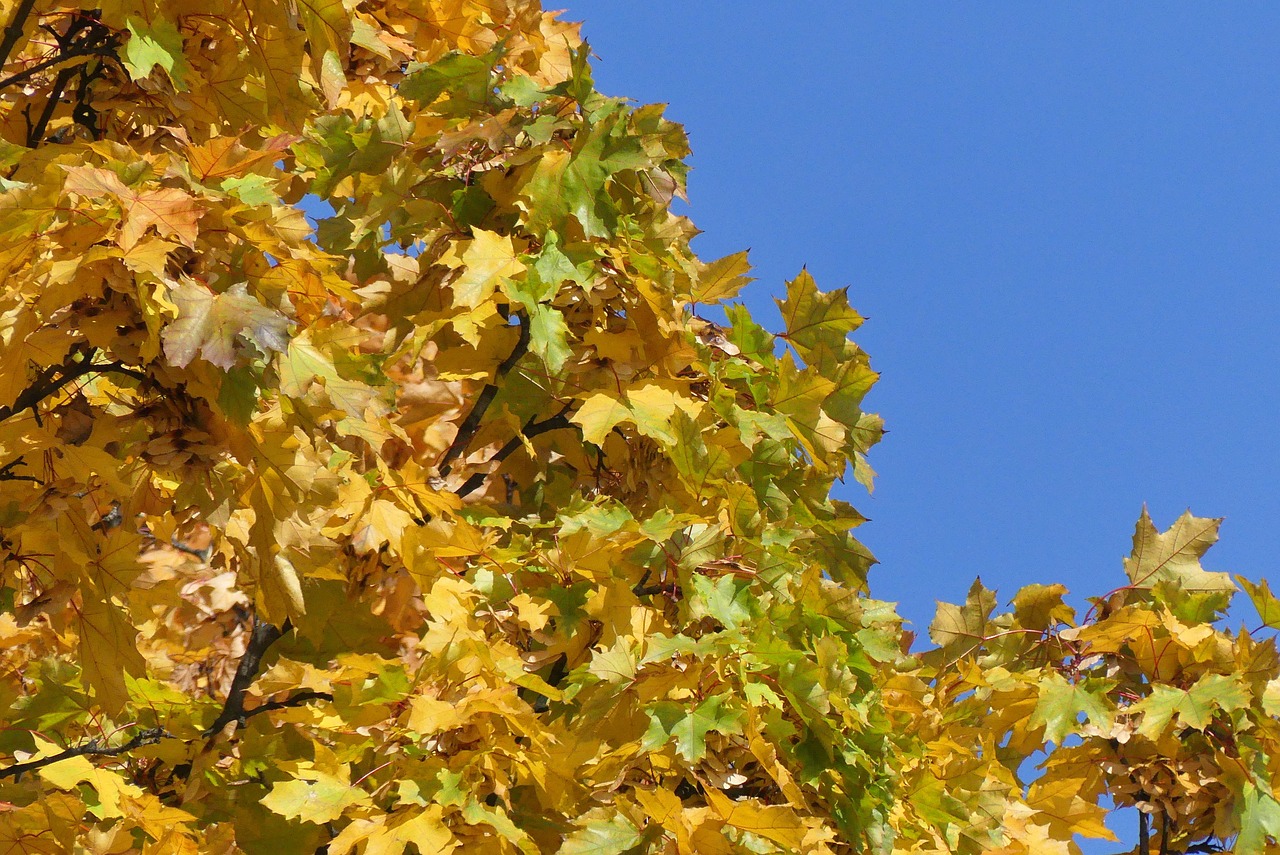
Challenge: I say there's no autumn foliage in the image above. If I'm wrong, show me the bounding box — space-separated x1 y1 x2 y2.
0 2 1277 854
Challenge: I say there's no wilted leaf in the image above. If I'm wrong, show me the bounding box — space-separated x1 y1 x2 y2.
162 280 290 369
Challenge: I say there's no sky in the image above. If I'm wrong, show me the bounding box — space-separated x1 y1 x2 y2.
566 4 1280 849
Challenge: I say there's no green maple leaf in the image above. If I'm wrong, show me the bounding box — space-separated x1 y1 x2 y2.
1029 672 1114 745
526 303 571 372
643 694 743 762
124 18 188 88
400 52 494 111
1132 672 1250 738
527 231 591 297
518 108 647 238
690 574 756 629
1237 782 1280 855
221 174 278 206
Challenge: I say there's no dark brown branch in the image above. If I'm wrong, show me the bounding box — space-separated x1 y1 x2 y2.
25 62 74 147
1138 809 1149 855
204 614 292 736
0 357 148 425
453 403 574 500
242 690 334 722
0 726 169 781
0 458 38 483
438 311 530 477
2 44 97 93
0 13 120 95
0 0 37 74
0 357 94 423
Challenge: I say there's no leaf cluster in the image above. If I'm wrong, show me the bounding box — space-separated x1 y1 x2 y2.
0 2 892 853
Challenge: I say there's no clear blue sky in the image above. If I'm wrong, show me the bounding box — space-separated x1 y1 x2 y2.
568 5 1280 848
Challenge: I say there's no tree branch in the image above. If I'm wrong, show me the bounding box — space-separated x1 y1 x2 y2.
0 726 169 781
0 14 120 94
0 0 37 75
25 62 74 147
0 358 93 423
96 362 150 384
454 403 574 500
438 311 530 477
204 614 291 736
0 356 148 425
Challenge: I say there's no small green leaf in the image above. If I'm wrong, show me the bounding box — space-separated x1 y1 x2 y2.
1029 672 1114 745
124 18 188 88
643 695 743 762
221 174 278 206
1132 673 1250 738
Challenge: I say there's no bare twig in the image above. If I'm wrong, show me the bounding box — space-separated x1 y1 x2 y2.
0 13 120 94
0 358 94 423
438 311 531 477
0 726 170 781
0 458 38 483
96 362 149 384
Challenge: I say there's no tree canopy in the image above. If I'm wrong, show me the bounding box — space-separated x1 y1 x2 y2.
0 2 1277 854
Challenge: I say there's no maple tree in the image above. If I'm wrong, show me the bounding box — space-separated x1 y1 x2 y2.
0 1 1276 854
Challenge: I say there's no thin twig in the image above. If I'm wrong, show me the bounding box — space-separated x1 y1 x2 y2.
1 44 98 93
242 690 334 722
0 726 170 781
96 362 149 384
0 13 120 94
0 359 92 423
0 458 38 483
